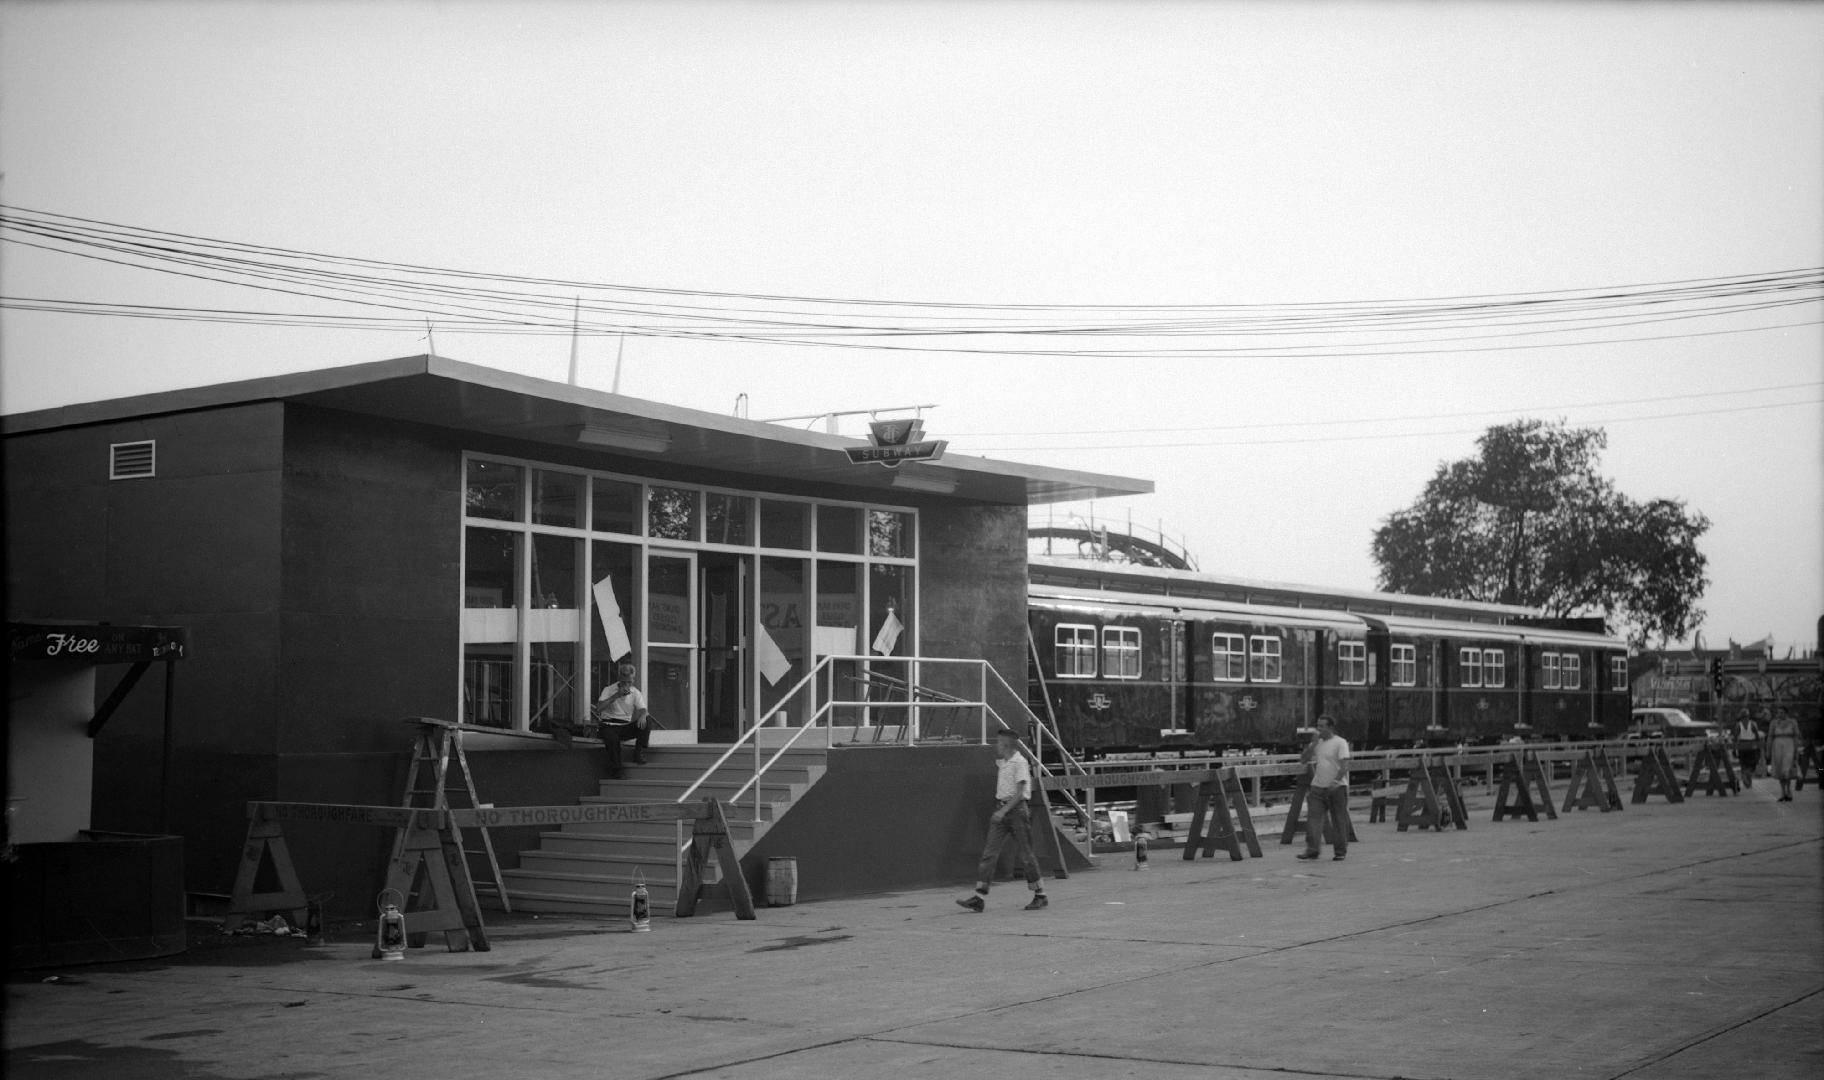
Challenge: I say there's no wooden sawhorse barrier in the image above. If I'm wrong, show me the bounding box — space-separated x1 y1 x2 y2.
225 798 755 950
1279 773 1360 845
1183 769 1263 862
1684 743 1740 797
1396 758 1469 832
1562 750 1624 812
1631 745 1686 805
1492 751 1558 822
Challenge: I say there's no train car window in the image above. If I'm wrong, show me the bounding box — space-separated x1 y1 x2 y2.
1562 654 1581 690
1212 633 1246 681
1542 651 1561 689
1459 647 1483 688
1249 636 1282 683
1611 655 1629 691
1483 649 1506 688
1390 644 1417 686
1338 640 1367 685
1102 627 1142 679
1055 623 1097 678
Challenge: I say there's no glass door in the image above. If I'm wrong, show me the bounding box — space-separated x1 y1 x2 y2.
646 551 697 741
699 553 748 744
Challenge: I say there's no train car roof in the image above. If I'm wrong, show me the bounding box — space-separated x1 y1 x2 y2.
1029 583 1370 633
1029 555 1539 621
1359 612 1625 650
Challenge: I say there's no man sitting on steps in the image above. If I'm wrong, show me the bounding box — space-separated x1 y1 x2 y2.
594 660 651 779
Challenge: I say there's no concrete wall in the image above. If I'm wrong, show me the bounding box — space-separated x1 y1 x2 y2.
737 744 999 901
4 404 286 888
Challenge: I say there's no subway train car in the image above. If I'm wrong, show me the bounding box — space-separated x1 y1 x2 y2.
1026 560 1629 755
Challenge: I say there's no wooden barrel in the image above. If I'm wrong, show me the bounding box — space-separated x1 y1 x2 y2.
766 857 798 906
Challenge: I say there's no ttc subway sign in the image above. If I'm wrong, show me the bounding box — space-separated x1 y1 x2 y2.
845 418 947 469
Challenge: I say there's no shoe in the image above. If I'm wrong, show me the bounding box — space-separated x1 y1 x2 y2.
632 753 647 765
955 895 985 913
1024 894 1048 911
1296 852 1320 861
1333 853 1347 861
608 769 626 780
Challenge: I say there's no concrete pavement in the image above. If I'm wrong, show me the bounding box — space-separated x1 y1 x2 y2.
7 778 1821 1080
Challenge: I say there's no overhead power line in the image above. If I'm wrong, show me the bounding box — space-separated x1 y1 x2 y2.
2 205 1821 360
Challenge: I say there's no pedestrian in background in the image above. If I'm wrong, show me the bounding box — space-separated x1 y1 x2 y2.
1732 709 1763 788
1297 715 1351 862
956 729 1049 912
1766 709 1802 802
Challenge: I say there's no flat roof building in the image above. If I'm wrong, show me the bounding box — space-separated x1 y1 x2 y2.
3 355 1148 912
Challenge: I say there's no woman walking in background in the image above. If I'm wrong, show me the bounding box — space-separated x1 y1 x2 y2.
1765 709 1802 802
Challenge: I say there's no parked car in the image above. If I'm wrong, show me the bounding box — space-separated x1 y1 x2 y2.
1626 707 1719 741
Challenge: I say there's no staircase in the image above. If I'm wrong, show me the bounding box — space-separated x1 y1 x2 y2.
502 744 828 917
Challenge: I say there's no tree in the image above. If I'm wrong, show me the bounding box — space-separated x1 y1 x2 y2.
1371 419 1709 648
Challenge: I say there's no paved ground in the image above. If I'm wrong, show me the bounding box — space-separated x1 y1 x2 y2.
7 778 1821 1080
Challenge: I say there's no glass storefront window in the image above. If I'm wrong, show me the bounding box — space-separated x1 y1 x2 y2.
592 477 640 534
705 493 752 546
465 527 519 608
761 499 810 550
759 557 809 724
589 541 638 702
532 470 582 528
868 509 914 558
648 486 699 541
817 504 861 554
461 454 918 737
466 460 521 521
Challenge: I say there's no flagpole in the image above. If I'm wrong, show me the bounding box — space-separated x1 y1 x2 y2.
566 296 581 385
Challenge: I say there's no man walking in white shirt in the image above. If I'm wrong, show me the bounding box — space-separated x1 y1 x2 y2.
1297 715 1352 862
956 729 1049 912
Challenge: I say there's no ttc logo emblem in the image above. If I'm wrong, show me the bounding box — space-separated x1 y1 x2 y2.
1238 695 1259 712
1087 693 1111 711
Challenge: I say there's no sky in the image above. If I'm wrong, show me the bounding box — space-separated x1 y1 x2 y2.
2 0 1820 651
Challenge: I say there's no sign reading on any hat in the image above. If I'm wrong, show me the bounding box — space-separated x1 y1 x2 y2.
845 419 947 469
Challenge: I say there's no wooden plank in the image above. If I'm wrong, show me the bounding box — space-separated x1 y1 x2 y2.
248 801 706 829
1040 767 1225 792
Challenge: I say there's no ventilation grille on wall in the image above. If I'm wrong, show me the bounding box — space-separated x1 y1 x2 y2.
110 440 156 479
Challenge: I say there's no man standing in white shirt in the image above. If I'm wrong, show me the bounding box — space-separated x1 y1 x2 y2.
956 729 1049 912
1297 715 1352 862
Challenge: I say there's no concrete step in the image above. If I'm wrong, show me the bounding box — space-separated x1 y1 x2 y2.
580 788 780 820
515 850 680 884
553 817 768 841
501 867 680 903
507 889 664 919
596 777 807 803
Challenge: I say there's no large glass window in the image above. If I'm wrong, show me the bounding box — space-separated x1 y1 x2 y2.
1056 624 1097 678
531 469 582 528
761 499 810 549
705 493 752 546
868 510 915 558
648 486 699 541
463 453 916 736
1212 633 1245 681
1103 626 1141 679
592 477 640 534
817 504 861 554
466 459 522 522
1249 636 1282 683
1338 640 1367 686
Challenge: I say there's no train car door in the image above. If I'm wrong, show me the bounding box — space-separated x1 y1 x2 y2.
1170 619 1190 735
1367 628 1390 746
